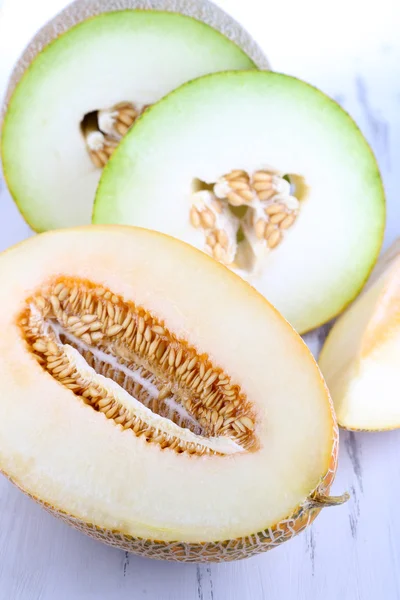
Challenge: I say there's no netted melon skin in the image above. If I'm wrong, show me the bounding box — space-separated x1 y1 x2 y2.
3 425 338 563
44 499 321 562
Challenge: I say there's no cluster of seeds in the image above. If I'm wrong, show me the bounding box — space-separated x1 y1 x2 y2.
253 200 298 249
190 192 238 264
82 102 148 168
190 168 300 266
214 170 254 206
19 279 257 455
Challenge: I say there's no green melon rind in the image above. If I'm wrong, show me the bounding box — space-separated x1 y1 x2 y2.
0 0 269 124
1 12 258 222
93 71 385 334
1 5 265 232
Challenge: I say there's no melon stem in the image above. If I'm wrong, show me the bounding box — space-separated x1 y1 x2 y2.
309 491 350 508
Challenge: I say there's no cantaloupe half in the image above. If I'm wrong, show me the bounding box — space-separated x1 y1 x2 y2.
319 239 400 431
0 226 347 562
94 71 385 334
0 0 267 232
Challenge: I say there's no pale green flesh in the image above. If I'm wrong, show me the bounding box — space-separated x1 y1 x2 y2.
94 71 385 334
1 11 256 232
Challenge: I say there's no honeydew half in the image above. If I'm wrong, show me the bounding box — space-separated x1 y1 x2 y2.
0 226 346 562
94 71 385 334
319 239 400 431
1 0 267 232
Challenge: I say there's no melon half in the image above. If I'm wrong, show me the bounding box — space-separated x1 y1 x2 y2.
319 239 400 431
0 226 346 562
0 0 267 232
94 71 385 334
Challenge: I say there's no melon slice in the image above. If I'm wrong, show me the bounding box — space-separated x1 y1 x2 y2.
0 225 346 562
319 239 400 431
94 71 385 334
0 0 267 233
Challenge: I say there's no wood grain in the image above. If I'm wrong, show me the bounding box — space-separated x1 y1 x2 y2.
0 0 399 598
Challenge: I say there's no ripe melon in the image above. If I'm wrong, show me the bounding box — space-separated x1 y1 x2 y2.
0 226 346 562
0 0 268 232
319 239 400 431
94 71 385 334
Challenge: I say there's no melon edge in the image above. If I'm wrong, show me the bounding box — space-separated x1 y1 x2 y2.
0 422 338 563
0 0 270 128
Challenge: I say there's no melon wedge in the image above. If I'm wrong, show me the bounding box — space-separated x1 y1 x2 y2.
94 71 385 334
319 239 400 431
0 226 346 562
0 0 267 232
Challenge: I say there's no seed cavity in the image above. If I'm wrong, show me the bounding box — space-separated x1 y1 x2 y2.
191 169 307 273
80 102 150 168
19 279 258 456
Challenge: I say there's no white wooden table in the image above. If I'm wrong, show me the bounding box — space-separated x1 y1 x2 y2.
0 1 399 598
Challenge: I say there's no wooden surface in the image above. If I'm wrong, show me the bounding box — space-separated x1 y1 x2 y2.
0 0 399 598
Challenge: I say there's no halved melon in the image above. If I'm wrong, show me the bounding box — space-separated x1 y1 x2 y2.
319 239 400 431
0 226 346 562
0 0 267 232
94 71 385 334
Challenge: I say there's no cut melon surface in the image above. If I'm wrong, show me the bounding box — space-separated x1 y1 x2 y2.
1 0 267 232
0 226 345 562
94 71 385 334
319 239 400 432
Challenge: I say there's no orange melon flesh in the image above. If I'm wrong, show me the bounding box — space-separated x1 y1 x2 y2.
0 226 342 561
319 239 400 431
